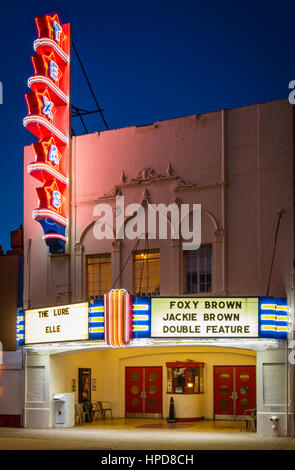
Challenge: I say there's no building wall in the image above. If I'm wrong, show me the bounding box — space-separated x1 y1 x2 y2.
0 351 23 427
256 346 294 436
0 255 21 350
23 99 294 308
22 100 294 435
24 351 50 429
226 101 294 297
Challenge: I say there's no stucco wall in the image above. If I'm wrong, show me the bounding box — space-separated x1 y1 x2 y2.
23 99 294 308
0 255 21 350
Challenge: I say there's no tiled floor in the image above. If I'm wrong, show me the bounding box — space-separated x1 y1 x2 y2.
1 420 294 450
82 418 245 432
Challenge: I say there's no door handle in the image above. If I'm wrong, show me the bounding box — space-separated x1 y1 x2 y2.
140 391 147 399
230 392 238 400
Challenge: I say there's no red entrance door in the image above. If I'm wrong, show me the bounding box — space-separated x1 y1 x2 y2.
214 366 235 416
214 366 256 419
125 367 163 417
235 366 256 416
125 367 143 415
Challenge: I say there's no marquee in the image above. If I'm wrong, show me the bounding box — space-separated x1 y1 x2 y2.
17 294 289 346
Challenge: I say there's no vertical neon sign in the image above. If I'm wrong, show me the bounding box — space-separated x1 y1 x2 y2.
24 14 71 253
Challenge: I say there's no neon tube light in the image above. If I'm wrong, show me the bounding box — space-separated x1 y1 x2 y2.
276 306 289 312
28 76 69 103
133 315 149 321
34 38 70 63
89 317 104 323
27 163 68 185
261 304 276 310
133 325 149 331
23 115 69 144
89 327 104 333
89 306 104 313
32 209 67 226
133 304 149 311
42 233 67 242
261 314 276 321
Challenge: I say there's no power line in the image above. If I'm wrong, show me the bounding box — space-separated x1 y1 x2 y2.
111 239 141 290
138 236 149 295
266 209 284 296
72 105 88 134
72 40 109 130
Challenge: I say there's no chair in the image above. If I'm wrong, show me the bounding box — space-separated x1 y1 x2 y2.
91 402 101 421
75 403 91 424
98 401 113 420
82 402 92 423
75 404 83 425
240 408 256 432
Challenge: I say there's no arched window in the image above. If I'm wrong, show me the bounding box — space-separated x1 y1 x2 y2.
184 244 212 293
133 249 160 296
87 253 111 297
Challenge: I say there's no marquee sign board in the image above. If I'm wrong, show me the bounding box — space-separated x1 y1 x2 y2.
151 297 259 338
16 295 288 347
25 302 89 344
24 14 71 253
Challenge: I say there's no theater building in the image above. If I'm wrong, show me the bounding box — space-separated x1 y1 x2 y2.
20 85 295 436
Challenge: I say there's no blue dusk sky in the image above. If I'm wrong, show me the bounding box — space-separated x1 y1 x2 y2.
0 0 293 250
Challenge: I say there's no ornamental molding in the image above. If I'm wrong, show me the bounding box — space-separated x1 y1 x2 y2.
75 243 84 255
140 188 151 205
73 164 225 206
174 182 226 193
214 227 224 241
112 240 121 250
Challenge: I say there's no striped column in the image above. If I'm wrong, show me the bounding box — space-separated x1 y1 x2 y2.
104 289 133 347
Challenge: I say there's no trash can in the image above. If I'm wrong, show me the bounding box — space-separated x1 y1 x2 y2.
53 393 75 428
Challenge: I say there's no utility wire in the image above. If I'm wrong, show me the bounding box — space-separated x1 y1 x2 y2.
111 238 141 290
75 108 88 134
72 40 109 130
138 238 147 295
266 210 284 296
138 235 149 295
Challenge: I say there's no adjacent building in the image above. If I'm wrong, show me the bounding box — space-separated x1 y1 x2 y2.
0 226 24 427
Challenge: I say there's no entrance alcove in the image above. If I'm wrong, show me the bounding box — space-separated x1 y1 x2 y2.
48 345 257 421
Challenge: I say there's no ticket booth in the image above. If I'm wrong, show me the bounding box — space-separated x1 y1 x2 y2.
166 362 205 421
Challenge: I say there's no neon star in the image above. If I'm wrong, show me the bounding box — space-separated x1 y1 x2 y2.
43 180 65 212
42 95 54 119
43 137 62 166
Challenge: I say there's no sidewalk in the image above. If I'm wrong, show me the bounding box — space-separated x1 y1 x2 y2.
0 419 294 450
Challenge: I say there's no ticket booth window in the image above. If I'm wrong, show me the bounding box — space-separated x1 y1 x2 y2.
166 362 204 394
